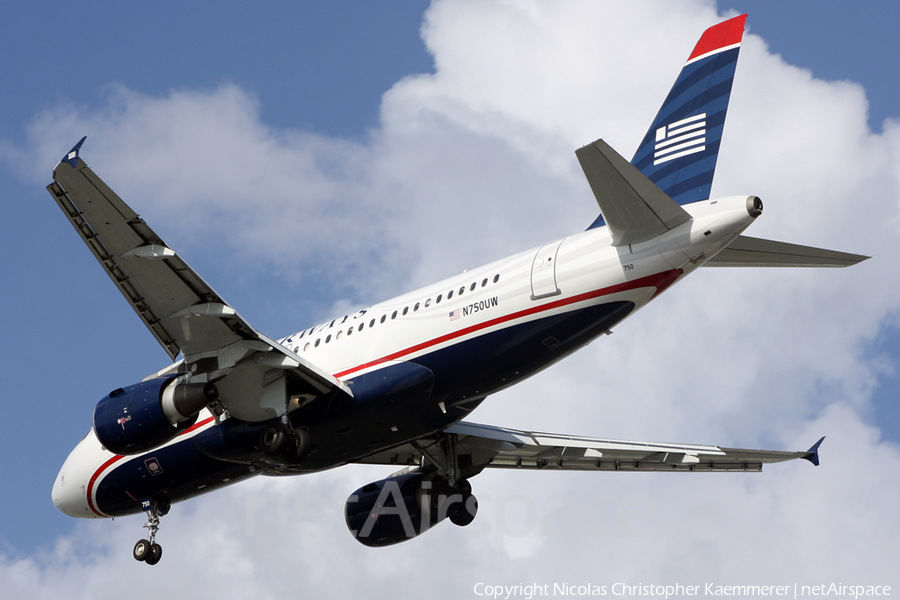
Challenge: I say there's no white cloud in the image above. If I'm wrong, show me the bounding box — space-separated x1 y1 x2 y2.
5 0 900 596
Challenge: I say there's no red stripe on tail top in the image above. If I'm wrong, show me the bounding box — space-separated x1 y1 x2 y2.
687 14 747 62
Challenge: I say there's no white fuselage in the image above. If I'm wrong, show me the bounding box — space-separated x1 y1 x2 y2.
280 195 754 378
52 195 758 519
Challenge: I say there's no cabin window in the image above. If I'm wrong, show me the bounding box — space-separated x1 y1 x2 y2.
369 319 375 328
470 282 476 291
436 294 443 303
380 315 386 324
304 342 310 352
402 307 409 316
359 323 365 332
482 278 488 287
315 339 321 347
425 299 431 308
447 290 453 300
391 311 398 320
326 335 332 343
459 286 465 296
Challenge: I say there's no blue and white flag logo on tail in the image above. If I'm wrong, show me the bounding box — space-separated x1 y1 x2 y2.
654 113 706 165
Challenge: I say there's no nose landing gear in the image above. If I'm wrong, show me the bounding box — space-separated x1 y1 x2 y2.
133 498 168 565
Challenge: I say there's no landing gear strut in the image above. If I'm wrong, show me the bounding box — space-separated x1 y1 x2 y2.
414 434 479 527
133 498 168 565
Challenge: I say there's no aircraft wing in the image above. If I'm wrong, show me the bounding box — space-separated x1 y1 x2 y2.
46 138 351 399
704 235 869 268
356 421 823 472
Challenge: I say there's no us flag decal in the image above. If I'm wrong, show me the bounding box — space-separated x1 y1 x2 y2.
654 113 706 165
449 309 461 322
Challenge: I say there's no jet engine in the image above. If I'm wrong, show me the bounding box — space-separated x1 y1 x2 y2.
93 376 218 455
345 471 478 547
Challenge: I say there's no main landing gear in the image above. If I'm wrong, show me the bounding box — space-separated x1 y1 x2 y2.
133 498 168 565
416 434 479 527
260 416 311 464
433 477 478 527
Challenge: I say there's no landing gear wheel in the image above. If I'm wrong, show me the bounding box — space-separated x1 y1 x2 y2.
284 428 311 463
145 543 163 566
260 425 289 455
450 494 478 527
133 539 151 562
431 485 455 513
135 498 165 565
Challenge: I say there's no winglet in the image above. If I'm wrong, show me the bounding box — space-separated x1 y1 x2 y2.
61 136 87 168
803 436 825 467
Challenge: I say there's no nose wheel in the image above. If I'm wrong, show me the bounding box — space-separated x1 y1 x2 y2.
133 498 168 565
133 538 162 565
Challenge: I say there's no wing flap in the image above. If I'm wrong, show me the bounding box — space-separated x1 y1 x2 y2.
704 235 869 267
47 139 352 405
49 161 236 359
356 421 819 473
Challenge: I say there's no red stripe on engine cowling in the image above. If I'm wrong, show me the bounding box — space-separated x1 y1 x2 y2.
687 14 746 62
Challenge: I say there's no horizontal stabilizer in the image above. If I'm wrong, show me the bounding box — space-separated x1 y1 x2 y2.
577 139 691 247
704 235 869 268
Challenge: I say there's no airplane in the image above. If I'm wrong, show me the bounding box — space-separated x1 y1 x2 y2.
48 14 866 566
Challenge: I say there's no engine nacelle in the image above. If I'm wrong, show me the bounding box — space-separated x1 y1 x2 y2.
345 472 476 547
93 376 218 455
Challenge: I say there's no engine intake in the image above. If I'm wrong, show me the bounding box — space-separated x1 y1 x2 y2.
93 376 217 455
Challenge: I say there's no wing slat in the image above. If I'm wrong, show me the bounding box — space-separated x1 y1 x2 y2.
47 141 352 407
355 421 819 473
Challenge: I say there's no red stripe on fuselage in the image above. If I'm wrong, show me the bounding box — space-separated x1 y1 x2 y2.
86 416 217 517
86 454 123 517
335 269 682 379
84 270 683 515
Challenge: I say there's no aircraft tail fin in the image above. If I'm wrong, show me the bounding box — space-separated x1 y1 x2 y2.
630 14 747 206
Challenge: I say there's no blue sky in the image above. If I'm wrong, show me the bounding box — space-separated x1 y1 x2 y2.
1 1 432 554
2 1 899 596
